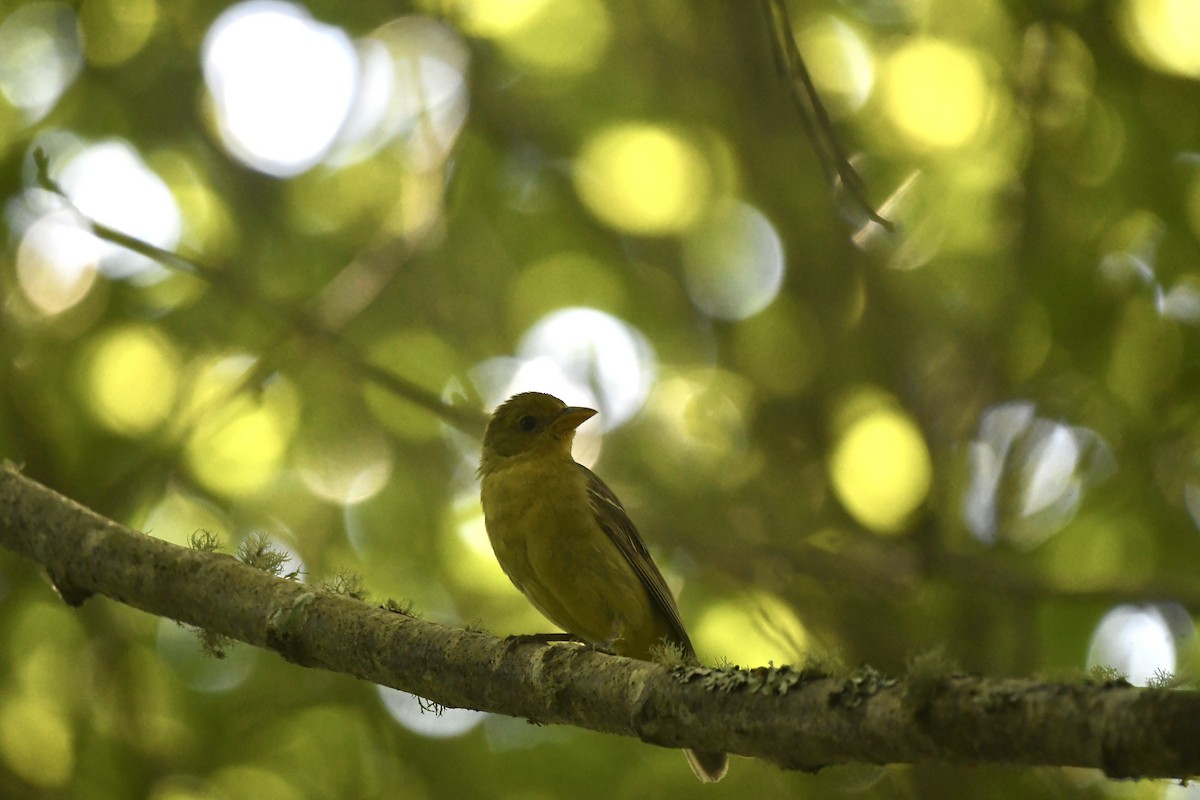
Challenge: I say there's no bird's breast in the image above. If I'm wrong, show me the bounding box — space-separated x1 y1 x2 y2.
480 456 653 644
480 457 588 579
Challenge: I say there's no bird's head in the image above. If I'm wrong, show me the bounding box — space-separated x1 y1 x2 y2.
479 392 596 474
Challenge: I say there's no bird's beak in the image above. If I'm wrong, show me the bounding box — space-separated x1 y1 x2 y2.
550 406 597 433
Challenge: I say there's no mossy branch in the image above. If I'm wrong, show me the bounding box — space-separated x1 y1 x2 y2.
2 463 1198 778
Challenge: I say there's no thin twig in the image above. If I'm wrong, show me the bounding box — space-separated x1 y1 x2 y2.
31 147 486 438
760 0 895 231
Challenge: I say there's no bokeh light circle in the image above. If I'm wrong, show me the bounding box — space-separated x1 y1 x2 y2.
573 123 712 235
203 1 357 176
0 3 82 122
57 139 182 281
682 200 785 320
516 307 656 430
81 325 181 437
1086 604 1182 686
881 38 991 150
377 686 486 738
829 401 932 534
339 16 470 170
1120 0 1200 78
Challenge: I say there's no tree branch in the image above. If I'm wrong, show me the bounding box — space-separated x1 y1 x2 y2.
1 463 1197 778
30 148 486 439
759 0 895 232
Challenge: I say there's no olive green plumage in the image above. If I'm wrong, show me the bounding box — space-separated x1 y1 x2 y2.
478 391 727 783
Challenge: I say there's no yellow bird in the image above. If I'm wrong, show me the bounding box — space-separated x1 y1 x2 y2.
478 391 728 783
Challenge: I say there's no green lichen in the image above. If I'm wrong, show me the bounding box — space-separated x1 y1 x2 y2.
744 664 808 695
649 639 692 668
907 647 959 681
802 648 847 680
1086 665 1131 687
237 531 294 578
1145 669 1191 690
672 662 818 695
192 625 234 659
829 665 898 708
905 647 961 710
322 571 369 601
188 529 222 553
384 598 418 616
185 529 230 656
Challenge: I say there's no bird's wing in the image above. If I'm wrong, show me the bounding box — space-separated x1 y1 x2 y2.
578 463 695 656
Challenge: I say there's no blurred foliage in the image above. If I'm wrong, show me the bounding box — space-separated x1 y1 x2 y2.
2 0 1200 797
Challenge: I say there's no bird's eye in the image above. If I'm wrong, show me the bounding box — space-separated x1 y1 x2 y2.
518 415 538 432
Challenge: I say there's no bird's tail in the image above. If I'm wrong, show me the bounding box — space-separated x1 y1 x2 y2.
684 748 728 783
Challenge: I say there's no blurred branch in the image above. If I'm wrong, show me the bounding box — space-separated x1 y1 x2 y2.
30 148 486 439
3 463 1199 779
760 0 895 232
755 533 1200 612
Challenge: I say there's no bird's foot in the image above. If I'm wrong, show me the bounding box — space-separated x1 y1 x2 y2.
586 631 625 656
503 632 582 652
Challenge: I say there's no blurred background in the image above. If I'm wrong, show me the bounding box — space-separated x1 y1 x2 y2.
2 0 1200 797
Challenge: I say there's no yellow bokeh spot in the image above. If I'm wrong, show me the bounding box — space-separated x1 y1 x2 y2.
79 0 158 66
82 325 181 436
450 0 609 76
183 358 299 497
693 592 808 666
829 400 931 534
140 488 232 548
451 0 547 36
1121 0 1200 77
504 0 610 76
574 123 712 235
799 16 874 110
881 38 990 150
0 695 74 789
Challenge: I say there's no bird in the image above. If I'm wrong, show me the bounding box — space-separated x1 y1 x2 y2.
478 391 728 783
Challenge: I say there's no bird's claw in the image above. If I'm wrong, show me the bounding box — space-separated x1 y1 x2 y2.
503 632 582 652
585 632 624 656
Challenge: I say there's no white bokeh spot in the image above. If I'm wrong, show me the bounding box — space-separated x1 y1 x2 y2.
203 1 358 176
